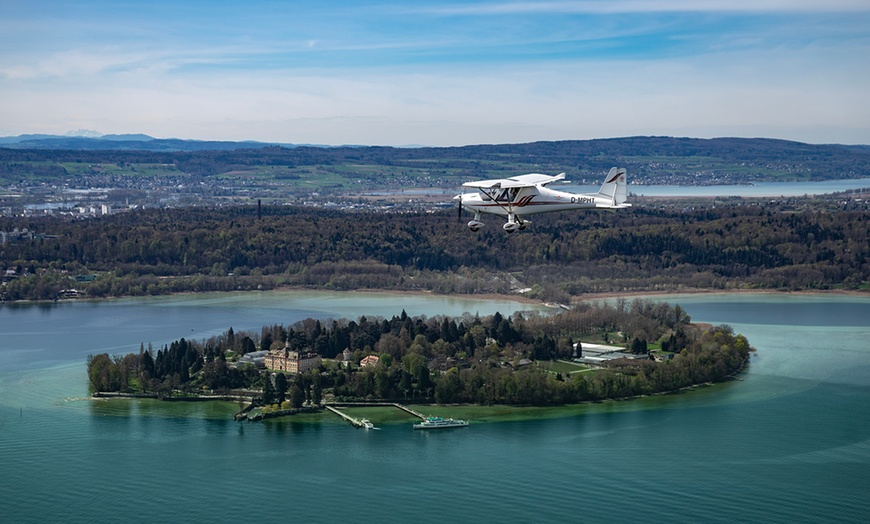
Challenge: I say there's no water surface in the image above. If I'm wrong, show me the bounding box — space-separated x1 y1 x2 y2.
1 291 868 523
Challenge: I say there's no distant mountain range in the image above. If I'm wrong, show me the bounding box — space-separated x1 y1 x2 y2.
2 132 868 154
0 133 298 151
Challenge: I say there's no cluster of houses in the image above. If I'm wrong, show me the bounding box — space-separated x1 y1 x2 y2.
1 227 57 245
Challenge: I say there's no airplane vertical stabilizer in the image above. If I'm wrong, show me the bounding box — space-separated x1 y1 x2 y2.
597 167 628 206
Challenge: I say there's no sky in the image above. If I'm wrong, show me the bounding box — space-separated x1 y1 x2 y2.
1 0 869 146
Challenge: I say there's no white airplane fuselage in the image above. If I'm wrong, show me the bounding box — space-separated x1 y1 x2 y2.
456 185 611 217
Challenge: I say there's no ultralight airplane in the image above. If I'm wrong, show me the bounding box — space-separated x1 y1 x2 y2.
455 167 630 232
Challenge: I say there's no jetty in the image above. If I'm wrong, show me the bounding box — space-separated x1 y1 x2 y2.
323 402 427 427
324 405 364 428
391 403 426 420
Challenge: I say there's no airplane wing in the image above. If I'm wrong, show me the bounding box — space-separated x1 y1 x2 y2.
509 172 565 186
462 178 518 189
462 172 566 189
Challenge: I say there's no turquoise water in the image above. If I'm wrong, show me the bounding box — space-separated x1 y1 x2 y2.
1 291 869 523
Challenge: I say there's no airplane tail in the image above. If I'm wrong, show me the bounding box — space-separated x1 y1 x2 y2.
597 167 630 208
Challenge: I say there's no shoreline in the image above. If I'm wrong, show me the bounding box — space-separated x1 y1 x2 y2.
92 377 746 425
11 284 866 308
571 287 870 302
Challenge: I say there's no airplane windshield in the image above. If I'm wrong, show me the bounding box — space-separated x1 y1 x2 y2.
495 188 520 202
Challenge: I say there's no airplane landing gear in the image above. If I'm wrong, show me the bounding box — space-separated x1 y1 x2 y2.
503 213 521 233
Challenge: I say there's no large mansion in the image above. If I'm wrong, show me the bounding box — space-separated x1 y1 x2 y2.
264 346 322 374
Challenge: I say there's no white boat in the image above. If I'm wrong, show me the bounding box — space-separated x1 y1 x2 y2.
413 416 468 430
360 419 378 430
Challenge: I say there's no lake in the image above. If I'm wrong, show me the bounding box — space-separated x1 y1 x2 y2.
1 291 869 523
571 178 870 198
399 178 870 200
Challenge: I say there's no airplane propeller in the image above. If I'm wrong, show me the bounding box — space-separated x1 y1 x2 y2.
457 195 462 223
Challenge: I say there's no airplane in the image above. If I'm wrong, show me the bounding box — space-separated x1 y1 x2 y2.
454 167 630 232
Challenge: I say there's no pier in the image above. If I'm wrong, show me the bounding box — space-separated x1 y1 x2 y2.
324 405 364 428
391 403 426 420
323 402 427 426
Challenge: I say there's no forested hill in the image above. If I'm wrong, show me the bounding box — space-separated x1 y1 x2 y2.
2 203 867 301
2 136 869 184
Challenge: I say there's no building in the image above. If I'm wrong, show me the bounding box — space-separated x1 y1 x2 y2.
236 350 270 368
336 348 354 368
360 355 380 368
264 345 322 373
1 228 32 244
574 343 648 365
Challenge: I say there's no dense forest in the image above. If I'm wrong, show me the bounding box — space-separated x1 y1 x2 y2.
2 202 868 302
87 301 752 406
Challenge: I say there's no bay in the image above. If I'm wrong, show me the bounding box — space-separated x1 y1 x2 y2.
1 291 869 523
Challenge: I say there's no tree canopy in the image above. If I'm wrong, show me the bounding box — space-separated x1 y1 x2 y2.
3 202 868 302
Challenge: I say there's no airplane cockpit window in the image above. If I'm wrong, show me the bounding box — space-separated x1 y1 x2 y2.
496 188 522 202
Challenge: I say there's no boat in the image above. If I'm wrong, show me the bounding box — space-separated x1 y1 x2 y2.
360 419 379 430
412 416 469 430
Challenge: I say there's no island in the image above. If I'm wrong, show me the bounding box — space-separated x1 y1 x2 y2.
88 299 752 416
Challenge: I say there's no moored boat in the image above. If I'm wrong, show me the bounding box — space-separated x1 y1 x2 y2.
413 416 469 430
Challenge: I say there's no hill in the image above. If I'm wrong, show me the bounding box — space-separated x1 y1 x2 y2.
2 136 869 186
2 202 867 302
0 133 292 152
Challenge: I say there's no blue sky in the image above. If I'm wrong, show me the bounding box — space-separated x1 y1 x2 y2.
1 0 869 145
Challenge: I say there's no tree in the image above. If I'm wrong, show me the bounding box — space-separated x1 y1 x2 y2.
262 374 276 404
434 369 462 404
274 373 288 404
289 383 304 408
241 336 256 355
374 368 391 399
140 348 155 385
630 338 648 355
310 370 323 405
417 365 432 397
87 353 121 392
399 370 413 398
226 327 235 349
260 332 273 353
